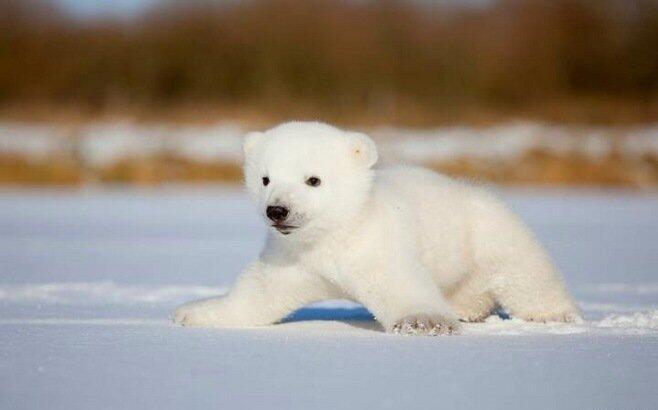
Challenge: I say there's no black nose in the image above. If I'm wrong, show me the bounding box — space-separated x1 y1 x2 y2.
266 206 289 222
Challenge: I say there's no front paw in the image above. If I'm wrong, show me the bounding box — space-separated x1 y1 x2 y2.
391 314 461 336
173 304 218 327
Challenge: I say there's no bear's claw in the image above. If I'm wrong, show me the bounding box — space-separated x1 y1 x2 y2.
391 314 461 336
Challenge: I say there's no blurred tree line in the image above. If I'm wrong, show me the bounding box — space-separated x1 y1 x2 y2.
1 0 658 123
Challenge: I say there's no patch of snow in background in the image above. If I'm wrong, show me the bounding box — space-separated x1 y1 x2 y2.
2 121 658 166
375 122 658 163
0 122 67 160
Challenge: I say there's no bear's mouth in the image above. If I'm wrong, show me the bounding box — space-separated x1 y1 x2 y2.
272 224 297 235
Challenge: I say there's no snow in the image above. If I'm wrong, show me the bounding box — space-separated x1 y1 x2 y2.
1 188 657 409
3 121 658 165
0 281 225 305
596 311 658 331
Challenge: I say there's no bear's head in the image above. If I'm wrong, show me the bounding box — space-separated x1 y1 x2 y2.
243 121 377 239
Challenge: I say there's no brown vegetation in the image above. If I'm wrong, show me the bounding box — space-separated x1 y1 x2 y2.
0 154 81 185
2 149 657 188
433 150 658 188
1 0 658 126
97 155 243 185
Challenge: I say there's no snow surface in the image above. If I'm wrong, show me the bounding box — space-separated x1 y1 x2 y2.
1 188 657 409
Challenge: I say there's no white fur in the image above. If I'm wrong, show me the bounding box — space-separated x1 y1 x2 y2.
174 121 581 335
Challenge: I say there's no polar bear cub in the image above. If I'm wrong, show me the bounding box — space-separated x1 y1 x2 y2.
174 121 581 335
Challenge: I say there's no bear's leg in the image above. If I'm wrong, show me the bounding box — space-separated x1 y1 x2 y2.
476 225 581 322
489 260 582 323
471 197 581 323
173 261 342 327
447 274 496 322
338 258 461 335
478 253 582 323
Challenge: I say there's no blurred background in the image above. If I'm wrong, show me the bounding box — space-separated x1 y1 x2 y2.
1 0 658 187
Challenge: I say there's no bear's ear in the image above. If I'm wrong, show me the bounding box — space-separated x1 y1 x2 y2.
347 132 378 168
242 131 264 157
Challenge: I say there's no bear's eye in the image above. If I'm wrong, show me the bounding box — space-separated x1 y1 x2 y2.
262 176 270 186
306 176 321 187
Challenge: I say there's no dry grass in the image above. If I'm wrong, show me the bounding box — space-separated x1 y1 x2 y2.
97 155 243 185
2 150 657 188
431 150 658 188
0 155 82 185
